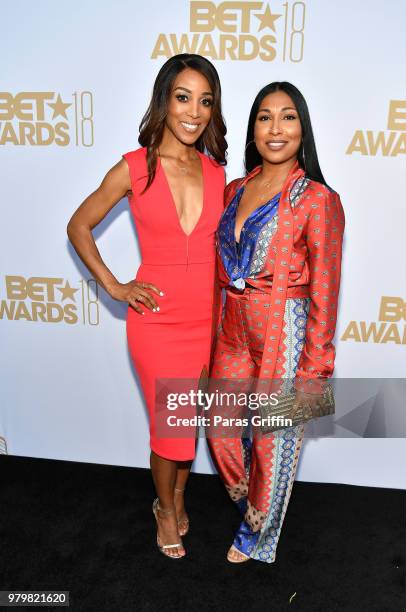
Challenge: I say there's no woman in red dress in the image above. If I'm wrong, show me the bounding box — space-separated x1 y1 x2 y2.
67 54 227 558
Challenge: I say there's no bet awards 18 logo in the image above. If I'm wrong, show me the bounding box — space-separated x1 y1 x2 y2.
0 91 94 146
346 100 406 157
341 296 406 345
151 1 306 62
0 276 100 325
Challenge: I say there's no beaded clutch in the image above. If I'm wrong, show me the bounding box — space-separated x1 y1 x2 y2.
257 383 335 434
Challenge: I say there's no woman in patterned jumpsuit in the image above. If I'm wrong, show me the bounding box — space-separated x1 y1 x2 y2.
207 82 345 563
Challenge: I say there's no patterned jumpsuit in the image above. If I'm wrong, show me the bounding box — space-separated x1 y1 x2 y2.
207 162 345 562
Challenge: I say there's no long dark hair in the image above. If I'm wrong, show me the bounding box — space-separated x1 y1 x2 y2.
139 54 227 191
244 81 327 186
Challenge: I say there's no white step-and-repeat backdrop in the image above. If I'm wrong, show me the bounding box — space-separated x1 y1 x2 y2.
1 0 405 487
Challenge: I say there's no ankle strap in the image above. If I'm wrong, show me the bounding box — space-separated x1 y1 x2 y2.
154 498 175 515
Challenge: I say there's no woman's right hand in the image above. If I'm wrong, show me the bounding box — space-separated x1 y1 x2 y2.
109 280 163 315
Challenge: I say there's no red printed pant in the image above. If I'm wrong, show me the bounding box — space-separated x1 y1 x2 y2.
207 288 309 562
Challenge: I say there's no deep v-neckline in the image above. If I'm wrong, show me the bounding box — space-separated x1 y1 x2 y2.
234 187 281 244
158 151 206 238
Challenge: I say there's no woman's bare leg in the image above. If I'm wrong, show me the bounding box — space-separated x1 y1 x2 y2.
174 461 192 535
150 451 185 557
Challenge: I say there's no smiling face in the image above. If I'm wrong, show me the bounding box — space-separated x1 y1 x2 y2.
254 90 302 165
164 68 214 146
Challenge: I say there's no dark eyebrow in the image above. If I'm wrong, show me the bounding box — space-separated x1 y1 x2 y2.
173 86 213 96
258 106 297 113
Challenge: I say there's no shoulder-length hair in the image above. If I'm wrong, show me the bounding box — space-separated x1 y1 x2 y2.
244 81 328 186
139 53 227 191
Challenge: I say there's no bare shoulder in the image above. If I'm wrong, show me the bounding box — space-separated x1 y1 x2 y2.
100 157 131 194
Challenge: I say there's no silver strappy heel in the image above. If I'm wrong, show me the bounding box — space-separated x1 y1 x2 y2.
152 498 185 559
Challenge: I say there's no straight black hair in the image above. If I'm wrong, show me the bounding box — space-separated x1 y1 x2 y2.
244 81 328 186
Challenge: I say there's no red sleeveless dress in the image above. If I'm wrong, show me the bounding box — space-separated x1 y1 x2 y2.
122 147 225 461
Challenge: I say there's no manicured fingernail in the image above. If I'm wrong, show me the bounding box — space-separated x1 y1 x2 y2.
160 292 164 296
156 307 160 312
152 308 156 312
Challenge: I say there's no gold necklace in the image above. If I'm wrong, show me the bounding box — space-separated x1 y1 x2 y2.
255 175 285 205
256 178 274 205
159 152 199 175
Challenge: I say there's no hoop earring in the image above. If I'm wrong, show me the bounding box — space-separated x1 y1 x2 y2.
299 139 306 170
245 140 257 153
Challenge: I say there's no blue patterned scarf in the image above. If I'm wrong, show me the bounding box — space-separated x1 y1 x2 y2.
217 187 281 289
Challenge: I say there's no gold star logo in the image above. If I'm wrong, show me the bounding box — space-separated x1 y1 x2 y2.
255 5 282 32
57 281 79 301
47 94 72 120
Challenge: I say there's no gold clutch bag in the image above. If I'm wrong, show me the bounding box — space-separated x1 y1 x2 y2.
257 383 335 434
